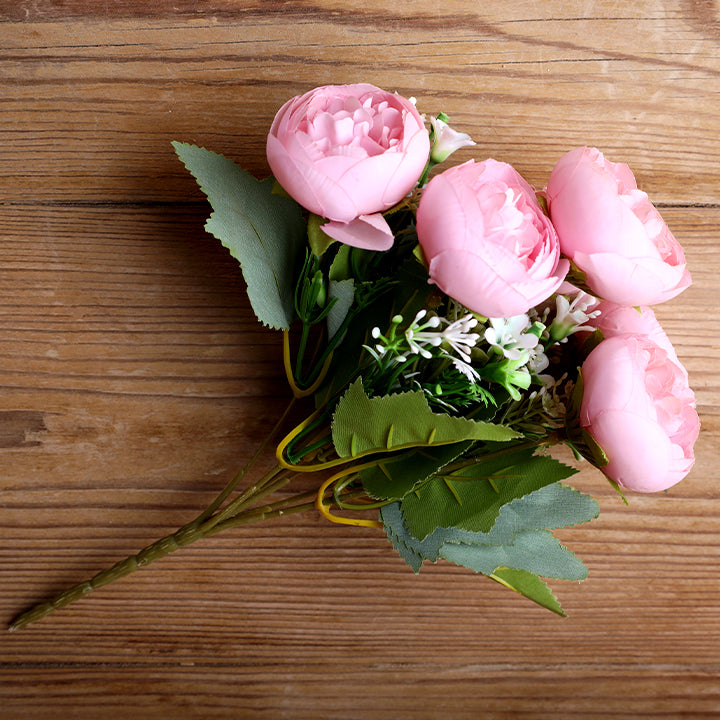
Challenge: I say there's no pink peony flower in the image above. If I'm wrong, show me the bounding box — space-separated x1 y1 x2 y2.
589 301 686 378
546 147 691 306
266 84 430 251
580 334 699 492
416 159 569 318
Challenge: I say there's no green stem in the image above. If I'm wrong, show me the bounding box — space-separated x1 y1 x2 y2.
333 483 389 511
8 471 297 632
8 517 206 632
207 483 374 536
284 412 333 464
294 321 312 384
299 304 358 388
206 489 322 535
7 461 385 632
8 399 304 632
199 465 289 532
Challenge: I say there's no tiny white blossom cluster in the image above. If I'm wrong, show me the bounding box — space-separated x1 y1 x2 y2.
366 289 601 403
370 309 483 381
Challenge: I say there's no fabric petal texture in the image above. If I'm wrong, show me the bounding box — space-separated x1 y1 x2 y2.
580 335 699 492
321 213 395 251
417 159 567 316
546 146 691 306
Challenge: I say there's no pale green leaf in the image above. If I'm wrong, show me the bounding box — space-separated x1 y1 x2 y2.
381 481 596 571
440 529 587 581
380 502 433 573
381 486 592 614
331 379 519 459
446 482 599 546
173 142 305 330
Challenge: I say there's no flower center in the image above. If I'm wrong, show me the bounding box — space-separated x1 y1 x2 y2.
477 183 540 262
303 95 405 157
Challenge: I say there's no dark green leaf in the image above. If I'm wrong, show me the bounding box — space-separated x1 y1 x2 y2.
326 279 355 340
445 481 599 545
381 482 596 614
361 442 472 501
314 259 432 407
381 481 596 569
400 448 577 539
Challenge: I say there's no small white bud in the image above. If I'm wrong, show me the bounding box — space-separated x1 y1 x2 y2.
430 116 476 163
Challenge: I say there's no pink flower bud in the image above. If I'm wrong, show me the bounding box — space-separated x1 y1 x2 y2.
546 147 691 306
580 335 699 492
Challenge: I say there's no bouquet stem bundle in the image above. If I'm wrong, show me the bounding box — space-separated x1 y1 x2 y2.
9 83 699 629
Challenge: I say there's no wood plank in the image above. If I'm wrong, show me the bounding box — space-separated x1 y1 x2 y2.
1 2 719 202
0 202 718 714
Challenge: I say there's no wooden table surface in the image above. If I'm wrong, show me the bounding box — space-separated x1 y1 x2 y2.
1 1 718 718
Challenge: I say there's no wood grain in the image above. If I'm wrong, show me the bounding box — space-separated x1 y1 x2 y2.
1 1 719 718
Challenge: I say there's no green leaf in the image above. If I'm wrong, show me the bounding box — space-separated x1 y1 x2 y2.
446 481 599 545
314 258 432 407
581 428 610 467
380 483 596 614
307 213 335 257
328 242 353 282
490 567 566 616
361 442 472 501
331 379 519 459
381 502 434 573
173 142 306 330
400 447 577 539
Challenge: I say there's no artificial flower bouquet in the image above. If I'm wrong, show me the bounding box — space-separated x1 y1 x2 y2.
10 83 699 630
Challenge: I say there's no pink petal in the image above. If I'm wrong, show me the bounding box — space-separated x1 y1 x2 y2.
575 251 691 306
321 213 395 251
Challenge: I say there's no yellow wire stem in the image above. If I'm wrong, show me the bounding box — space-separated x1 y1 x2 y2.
315 462 384 529
283 329 333 399
275 408 351 472
276 409 470 473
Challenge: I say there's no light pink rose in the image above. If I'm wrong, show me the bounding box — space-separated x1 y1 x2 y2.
546 147 691 306
416 159 569 318
266 84 430 251
580 335 699 492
